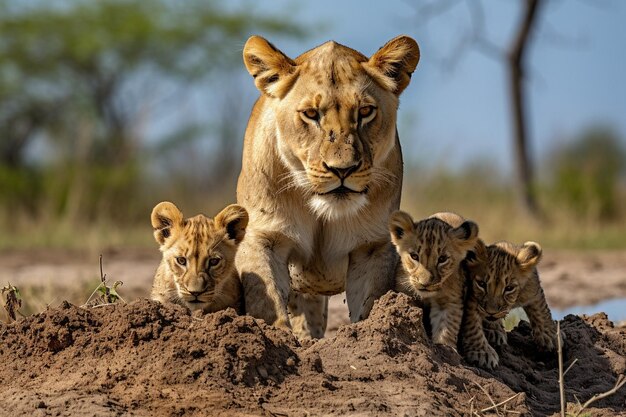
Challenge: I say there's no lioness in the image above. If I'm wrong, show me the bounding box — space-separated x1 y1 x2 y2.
236 35 420 338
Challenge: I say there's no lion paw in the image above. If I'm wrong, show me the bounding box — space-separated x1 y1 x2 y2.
465 345 499 369
532 328 561 352
484 327 507 347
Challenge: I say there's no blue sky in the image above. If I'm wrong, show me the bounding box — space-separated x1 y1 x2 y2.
223 0 626 175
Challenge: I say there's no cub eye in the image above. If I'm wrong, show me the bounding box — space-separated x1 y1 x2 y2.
302 109 319 121
176 256 187 266
208 257 221 267
476 280 487 290
410 252 419 262
504 285 516 293
437 255 449 264
358 105 375 119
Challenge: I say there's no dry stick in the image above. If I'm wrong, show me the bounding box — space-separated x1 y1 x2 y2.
563 358 578 378
557 321 566 417
480 392 522 414
471 380 501 417
463 383 478 416
99 254 111 303
573 374 626 417
82 254 107 307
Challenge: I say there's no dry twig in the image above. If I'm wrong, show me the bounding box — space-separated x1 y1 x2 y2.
480 393 522 414
470 380 501 416
572 374 626 417
558 321 566 417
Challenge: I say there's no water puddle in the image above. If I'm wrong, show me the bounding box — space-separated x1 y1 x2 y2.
503 298 626 331
553 297 626 323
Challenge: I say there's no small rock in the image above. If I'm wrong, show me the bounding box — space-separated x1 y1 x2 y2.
257 365 269 379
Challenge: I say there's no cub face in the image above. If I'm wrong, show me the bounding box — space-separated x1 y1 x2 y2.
466 241 542 320
151 201 248 312
389 210 479 298
242 35 420 219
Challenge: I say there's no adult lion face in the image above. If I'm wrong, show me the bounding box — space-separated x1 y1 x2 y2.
243 35 419 220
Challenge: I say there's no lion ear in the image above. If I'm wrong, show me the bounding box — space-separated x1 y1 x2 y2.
243 35 298 98
151 201 183 246
449 220 479 252
214 204 249 244
464 239 488 274
364 35 420 95
517 241 542 271
389 210 415 246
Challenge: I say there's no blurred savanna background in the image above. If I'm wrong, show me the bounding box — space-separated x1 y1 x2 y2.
1 0 625 324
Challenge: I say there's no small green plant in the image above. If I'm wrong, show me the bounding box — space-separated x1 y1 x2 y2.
1 283 24 322
82 255 126 307
502 307 529 331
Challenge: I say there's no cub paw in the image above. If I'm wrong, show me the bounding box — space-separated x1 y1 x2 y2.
465 345 499 369
532 328 559 352
433 331 459 351
484 327 508 347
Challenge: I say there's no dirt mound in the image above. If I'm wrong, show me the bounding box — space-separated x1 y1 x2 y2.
0 293 624 416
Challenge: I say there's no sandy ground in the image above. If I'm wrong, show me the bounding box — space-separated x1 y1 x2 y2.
1 248 625 332
0 292 624 416
1 249 625 415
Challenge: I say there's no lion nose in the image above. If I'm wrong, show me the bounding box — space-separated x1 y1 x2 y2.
323 162 361 180
189 290 204 297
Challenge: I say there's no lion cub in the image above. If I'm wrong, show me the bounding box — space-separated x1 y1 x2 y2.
462 240 558 369
150 201 248 314
389 211 479 348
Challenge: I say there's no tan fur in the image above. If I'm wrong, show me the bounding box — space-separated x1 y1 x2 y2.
236 35 420 338
462 240 558 369
150 202 248 314
389 211 479 348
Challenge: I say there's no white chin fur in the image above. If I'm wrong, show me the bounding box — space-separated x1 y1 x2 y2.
308 194 368 221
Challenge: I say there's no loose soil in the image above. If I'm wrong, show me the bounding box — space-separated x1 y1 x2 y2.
0 292 624 416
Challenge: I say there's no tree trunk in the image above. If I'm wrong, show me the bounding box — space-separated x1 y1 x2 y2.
507 0 542 218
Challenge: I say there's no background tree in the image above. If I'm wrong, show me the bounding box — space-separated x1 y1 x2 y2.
412 0 546 218
0 0 303 222
549 127 625 221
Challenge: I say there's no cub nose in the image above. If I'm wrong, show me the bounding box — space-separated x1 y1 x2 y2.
323 162 361 180
186 276 208 295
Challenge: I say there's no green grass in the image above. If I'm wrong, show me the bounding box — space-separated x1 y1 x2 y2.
1 168 625 251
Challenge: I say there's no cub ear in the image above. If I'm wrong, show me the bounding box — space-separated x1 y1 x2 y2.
214 204 249 244
389 210 415 246
364 35 420 95
429 211 465 228
151 201 183 246
243 35 298 98
449 220 479 252
464 239 488 274
517 241 542 271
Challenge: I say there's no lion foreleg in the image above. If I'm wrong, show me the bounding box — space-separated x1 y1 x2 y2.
236 233 291 329
288 291 328 339
345 241 396 322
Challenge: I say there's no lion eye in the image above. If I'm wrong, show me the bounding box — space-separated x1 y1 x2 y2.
208 257 221 267
410 252 419 262
438 255 449 264
504 285 515 293
302 109 319 121
476 280 487 290
358 105 375 119
176 256 187 266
